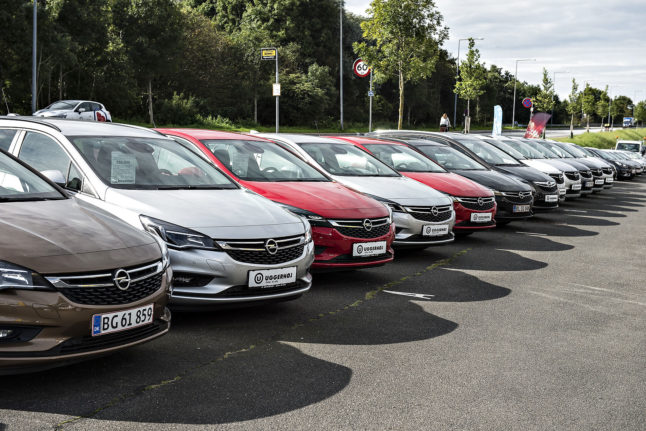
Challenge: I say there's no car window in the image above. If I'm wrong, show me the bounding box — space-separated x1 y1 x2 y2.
19 132 72 175
299 142 399 177
0 130 17 151
90 103 102 111
455 139 520 165
363 143 446 173
415 145 487 171
78 102 92 112
0 151 65 201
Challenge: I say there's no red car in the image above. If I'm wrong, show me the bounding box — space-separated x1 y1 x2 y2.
330 136 497 234
157 129 395 269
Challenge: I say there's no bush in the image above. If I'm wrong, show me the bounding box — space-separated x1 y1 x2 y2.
155 92 199 125
196 114 238 130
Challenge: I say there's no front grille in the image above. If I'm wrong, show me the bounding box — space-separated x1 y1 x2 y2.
602 168 613 175
404 205 453 222
330 217 391 239
456 197 496 210
500 192 533 204
219 234 306 265
212 279 309 298
592 168 602 176
325 251 393 264
60 273 164 305
399 233 454 243
549 173 564 184
535 183 558 193
580 170 592 179
565 171 580 180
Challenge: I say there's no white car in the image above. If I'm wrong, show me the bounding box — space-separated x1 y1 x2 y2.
33 100 112 122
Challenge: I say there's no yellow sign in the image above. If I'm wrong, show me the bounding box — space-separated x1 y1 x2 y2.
261 48 277 60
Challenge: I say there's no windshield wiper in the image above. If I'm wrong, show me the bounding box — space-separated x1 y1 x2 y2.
155 185 236 190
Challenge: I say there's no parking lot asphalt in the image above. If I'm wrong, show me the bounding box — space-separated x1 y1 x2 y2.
2 178 646 431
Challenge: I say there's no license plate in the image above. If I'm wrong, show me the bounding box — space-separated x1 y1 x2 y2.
248 267 296 288
558 188 566 195
513 204 531 213
470 212 492 223
422 224 449 237
352 241 387 257
545 194 558 202
92 304 153 337
571 184 582 191
584 181 593 187
606 178 614 183
594 179 605 185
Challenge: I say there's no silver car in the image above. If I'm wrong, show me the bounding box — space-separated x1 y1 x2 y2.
255 134 455 247
33 100 112 122
0 118 314 307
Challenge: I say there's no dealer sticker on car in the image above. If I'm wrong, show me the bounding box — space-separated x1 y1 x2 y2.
572 184 582 191
249 267 297 288
353 241 387 257
422 224 449 236
606 178 614 183
92 304 153 336
594 179 605 185
470 212 492 223
545 194 559 202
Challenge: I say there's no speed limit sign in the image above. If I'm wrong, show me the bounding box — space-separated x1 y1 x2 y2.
353 59 370 78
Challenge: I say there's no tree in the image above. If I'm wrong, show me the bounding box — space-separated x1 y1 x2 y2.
611 95 633 125
565 78 580 138
596 86 610 127
581 84 597 131
453 38 485 133
634 101 646 127
354 0 448 129
533 68 555 114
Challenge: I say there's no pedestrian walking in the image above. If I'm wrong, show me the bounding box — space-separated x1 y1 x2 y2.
440 113 451 132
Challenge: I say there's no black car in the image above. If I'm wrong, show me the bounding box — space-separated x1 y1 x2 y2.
367 132 534 224
587 148 636 180
542 140 609 191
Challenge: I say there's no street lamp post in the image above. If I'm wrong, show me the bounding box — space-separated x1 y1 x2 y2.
31 0 37 113
453 37 483 129
339 0 343 130
511 58 536 129
550 71 569 126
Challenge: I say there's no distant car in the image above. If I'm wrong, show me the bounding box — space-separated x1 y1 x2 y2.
33 100 112 122
615 140 644 155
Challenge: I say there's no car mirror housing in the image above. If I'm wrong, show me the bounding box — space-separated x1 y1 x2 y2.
40 169 66 186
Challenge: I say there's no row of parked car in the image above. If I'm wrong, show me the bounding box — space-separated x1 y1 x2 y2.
1 116 644 375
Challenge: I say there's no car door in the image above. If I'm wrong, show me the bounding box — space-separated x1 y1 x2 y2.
77 102 95 121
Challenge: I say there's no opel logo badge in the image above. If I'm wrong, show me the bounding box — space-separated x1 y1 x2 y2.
363 219 373 231
431 206 439 216
265 239 279 255
113 269 131 291
477 197 484 206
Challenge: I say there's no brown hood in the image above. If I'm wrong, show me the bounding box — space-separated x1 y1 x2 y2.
0 198 160 274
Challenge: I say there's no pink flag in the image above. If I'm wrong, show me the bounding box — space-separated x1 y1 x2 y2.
524 113 551 138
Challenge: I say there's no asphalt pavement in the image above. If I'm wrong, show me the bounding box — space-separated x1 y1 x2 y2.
1 177 645 431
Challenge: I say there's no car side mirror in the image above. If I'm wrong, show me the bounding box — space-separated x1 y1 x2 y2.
77 108 86 113
41 169 66 186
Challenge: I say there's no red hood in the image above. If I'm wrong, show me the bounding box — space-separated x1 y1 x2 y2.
241 181 388 219
403 172 493 197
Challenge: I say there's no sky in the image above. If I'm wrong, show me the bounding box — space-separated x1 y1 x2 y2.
344 0 646 103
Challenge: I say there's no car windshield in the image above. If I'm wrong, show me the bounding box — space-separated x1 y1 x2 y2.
362 143 446 173
47 101 80 110
616 142 640 152
414 144 488 171
483 139 527 160
69 136 238 190
298 142 399 177
200 139 329 182
523 140 560 158
539 141 572 158
558 143 588 158
500 139 546 159
0 151 66 201
454 138 520 165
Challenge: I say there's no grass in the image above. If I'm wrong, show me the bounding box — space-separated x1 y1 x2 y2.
554 128 646 149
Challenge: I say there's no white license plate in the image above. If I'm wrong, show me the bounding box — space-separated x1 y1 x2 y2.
352 241 387 257
513 204 531 213
422 224 449 237
594 179 605 185
606 178 614 183
470 212 492 223
92 304 153 337
571 184 582 191
248 267 296 288
558 188 566 195
545 194 559 203
584 181 593 187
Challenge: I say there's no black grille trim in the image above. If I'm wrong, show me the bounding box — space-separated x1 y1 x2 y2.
549 173 565 184
225 245 305 265
405 205 453 222
456 197 496 210
565 171 580 180
59 273 164 306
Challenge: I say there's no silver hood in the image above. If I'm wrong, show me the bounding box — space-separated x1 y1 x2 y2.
104 188 306 239
329 175 452 207
521 159 562 174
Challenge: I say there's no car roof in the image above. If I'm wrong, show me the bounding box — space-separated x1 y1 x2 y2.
159 128 267 141
263 134 347 144
0 116 168 139
330 136 405 146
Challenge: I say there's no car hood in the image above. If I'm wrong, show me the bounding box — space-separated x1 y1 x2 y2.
0 199 160 274
495 165 554 183
450 169 532 193
570 157 604 169
520 159 561 174
534 159 580 173
241 181 388 219
32 109 68 117
550 158 588 171
402 172 493 197
329 175 452 206
105 188 305 239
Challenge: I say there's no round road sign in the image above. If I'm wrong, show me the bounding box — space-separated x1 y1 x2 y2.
353 59 370 78
522 98 533 108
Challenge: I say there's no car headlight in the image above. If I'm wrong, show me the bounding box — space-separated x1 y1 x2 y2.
278 203 331 227
303 223 313 243
140 215 219 251
363 194 406 213
0 261 54 291
151 233 171 269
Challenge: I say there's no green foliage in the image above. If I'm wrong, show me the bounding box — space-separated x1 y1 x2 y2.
454 39 486 105
354 0 448 129
280 64 335 125
533 68 555 113
634 101 646 125
596 86 610 122
196 114 238 130
556 128 646 149
155 92 199 125
566 79 580 116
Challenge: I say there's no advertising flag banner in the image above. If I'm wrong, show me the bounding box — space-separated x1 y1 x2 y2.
524 113 551 138
492 105 503 137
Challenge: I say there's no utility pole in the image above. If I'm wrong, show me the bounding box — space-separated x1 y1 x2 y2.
511 58 536 129
31 0 37 113
339 0 344 130
453 37 483 129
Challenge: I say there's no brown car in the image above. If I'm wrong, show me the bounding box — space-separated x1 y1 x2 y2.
0 149 171 374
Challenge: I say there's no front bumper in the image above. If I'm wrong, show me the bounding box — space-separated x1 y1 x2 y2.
453 200 497 231
494 194 534 221
392 209 455 247
311 224 395 269
532 184 560 209
168 241 314 305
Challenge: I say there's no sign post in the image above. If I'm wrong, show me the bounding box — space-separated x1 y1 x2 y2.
261 48 279 132
353 59 373 131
